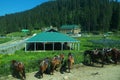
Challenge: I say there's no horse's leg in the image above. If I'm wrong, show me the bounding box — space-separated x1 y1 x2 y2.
91 57 94 66
115 53 118 64
69 63 72 72
115 58 117 64
22 68 26 79
12 69 17 77
54 65 57 71
41 72 43 78
113 54 117 64
89 57 92 65
40 70 43 78
38 67 43 78
101 58 104 67
19 71 24 80
90 55 94 66
60 65 64 74
69 62 72 73
37 70 41 78
68 62 71 73
50 64 55 75
68 67 70 73
52 64 56 74
38 69 43 78
41 67 44 78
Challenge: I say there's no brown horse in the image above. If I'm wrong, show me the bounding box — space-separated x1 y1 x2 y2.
10 60 26 80
51 54 64 74
37 57 50 78
67 53 74 73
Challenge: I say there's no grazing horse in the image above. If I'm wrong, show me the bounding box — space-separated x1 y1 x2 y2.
67 53 74 73
106 48 120 64
50 54 64 74
10 60 26 80
84 49 105 67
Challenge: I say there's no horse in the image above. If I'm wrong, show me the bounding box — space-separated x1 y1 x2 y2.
105 48 120 64
36 57 50 78
101 48 114 64
84 49 105 67
60 60 67 74
50 54 64 74
83 50 93 65
10 60 26 80
67 53 74 73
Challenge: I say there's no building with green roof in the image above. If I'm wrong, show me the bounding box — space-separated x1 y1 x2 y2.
25 29 80 51
60 25 81 35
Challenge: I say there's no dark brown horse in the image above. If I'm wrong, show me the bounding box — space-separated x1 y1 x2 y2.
84 50 93 65
50 54 64 74
84 49 105 67
10 60 26 80
105 48 120 64
67 53 74 73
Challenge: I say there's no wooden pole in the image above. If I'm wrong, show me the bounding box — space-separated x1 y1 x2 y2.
53 42 54 51
44 42 45 51
34 42 36 51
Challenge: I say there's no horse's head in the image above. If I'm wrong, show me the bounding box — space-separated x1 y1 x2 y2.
17 62 24 72
105 48 113 56
93 49 99 55
52 57 61 65
11 60 17 64
60 54 64 59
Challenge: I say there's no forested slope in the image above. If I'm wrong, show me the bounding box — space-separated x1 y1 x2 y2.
0 0 119 34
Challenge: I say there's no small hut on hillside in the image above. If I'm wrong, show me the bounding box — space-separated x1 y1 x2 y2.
25 29 80 51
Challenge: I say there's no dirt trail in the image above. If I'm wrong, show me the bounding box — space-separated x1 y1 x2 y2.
1 64 120 80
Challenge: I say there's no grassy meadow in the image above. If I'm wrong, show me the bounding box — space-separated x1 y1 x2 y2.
0 34 120 76
0 38 11 44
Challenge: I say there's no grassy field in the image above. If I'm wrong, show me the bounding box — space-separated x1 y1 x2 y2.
6 30 41 37
0 30 41 44
0 50 83 76
0 38 12 44
0 35 120 76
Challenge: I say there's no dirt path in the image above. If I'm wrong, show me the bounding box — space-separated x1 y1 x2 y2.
0 37 28 54
1 64 120 80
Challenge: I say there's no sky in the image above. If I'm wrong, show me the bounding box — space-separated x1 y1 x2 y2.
0 0 119 16
0 0 48 16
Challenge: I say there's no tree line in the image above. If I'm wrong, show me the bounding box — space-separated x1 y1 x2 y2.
0 0 119 35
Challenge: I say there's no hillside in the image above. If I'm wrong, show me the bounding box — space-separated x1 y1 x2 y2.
0 0 120 34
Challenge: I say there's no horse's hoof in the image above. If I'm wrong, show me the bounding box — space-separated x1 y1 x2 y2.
68 71 70 73
60 72 64 74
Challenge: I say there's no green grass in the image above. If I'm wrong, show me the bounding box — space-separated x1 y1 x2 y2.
6 32 28 37
0 29 41 44
0 38 12 44
6 30 41 37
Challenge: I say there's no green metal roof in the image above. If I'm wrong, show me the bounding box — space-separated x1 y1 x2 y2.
60 25 80 30
26 30 79 43
21 29 29 32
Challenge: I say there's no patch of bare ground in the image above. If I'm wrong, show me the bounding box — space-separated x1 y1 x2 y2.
1 63 120 80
